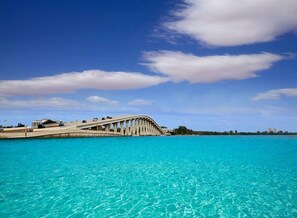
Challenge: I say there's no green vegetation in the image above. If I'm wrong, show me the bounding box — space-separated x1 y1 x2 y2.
172 126 194 135
17 123 25 127
171 125 297 135
0 123 25 128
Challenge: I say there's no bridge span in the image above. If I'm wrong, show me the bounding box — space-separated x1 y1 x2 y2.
0 115 165 139
76 114 164 136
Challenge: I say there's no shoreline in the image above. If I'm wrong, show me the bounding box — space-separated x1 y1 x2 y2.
1 133 296 140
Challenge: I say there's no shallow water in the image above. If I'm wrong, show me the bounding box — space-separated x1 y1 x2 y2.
0 136 296 217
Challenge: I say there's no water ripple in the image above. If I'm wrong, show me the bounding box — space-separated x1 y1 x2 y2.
0 136 296 217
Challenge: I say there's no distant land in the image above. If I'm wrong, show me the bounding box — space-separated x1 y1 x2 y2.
169 126 297 136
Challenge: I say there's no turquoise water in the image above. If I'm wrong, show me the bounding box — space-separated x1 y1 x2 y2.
0 136 296 217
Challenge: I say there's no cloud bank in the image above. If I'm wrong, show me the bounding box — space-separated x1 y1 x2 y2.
143 51 282 83
0 70 169 96
86 96 118 104
0 97 80 109
128 99 153 106
252 88 297 100
164 0 297 46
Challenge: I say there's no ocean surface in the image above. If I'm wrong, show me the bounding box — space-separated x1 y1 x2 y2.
0 136 296 217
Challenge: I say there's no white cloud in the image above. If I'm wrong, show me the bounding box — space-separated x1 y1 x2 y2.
0 96 135 113
128 99 153 106
164 0 297 46
0 70 169 96
0 97 80 109
86 96 118 104
143 51 282 83
252 88 297 100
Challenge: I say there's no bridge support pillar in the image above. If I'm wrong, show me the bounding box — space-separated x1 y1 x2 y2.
151 124 154 135
146 123 149 135
141 119 145 135
144 120 148 135
131 119 135 136
139 119 143 135
105 124 110 132
147 123 150 135
138 119 142 136
125 120 129 135
142 120 145 135
139 119 142 135
146 121 149 135
144 120 147 135
113 122 118 133
120 121 124 135
135 119 139 136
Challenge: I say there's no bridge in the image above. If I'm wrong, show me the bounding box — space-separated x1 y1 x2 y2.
0 115 165 139
76 114 164 136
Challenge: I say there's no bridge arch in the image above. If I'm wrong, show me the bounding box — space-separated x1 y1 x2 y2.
77 114 164 136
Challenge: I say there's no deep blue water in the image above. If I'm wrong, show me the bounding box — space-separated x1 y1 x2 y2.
0 136 296 217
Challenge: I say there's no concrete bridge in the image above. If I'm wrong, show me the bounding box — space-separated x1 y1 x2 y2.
76 114 164 136
0 115 165 139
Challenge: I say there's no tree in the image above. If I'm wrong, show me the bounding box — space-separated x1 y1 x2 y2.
17 123 25 127
173 126 194 135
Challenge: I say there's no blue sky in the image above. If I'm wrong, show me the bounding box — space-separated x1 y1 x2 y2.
1 0 297 131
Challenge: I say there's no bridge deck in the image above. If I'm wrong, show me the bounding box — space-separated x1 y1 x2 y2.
0 114 164 139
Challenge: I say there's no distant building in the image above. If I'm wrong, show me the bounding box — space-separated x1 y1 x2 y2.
32 119 63 129
268 128 278 133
